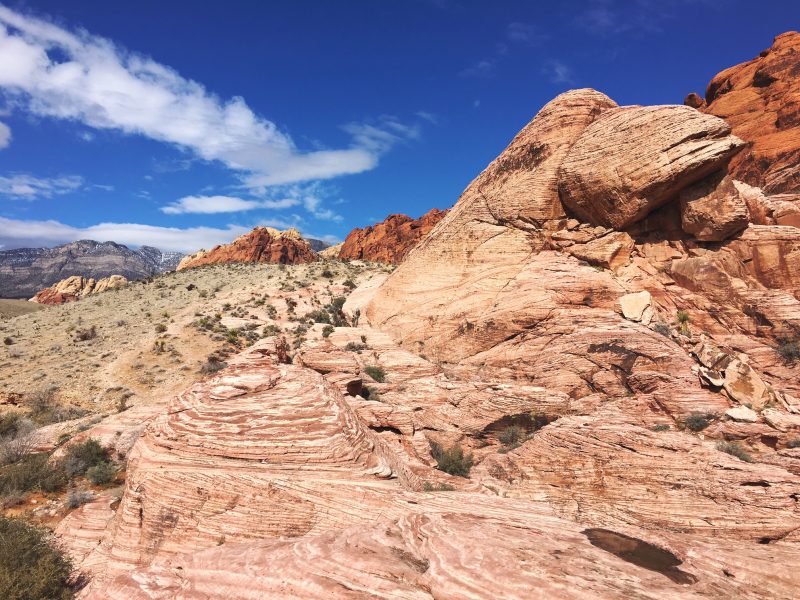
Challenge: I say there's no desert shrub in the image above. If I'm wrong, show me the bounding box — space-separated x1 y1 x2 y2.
73 326 97 341
200 355 227 375
321 268 333 278
343 279 356 290
422 482 455 492
787 438 800 449
676 310 690 324
430 442 473 478
684 412 712 432
0 515 74 600
0 453 68 495
62 439 107 477
306 309 331 324
0 413 22 437
716 441 753 463
25 388 86 426
344 342 367 352
3 336 12 345
364 365 386 383
85 462 116 485
0 419 35 465
65 489 94 509
329 296 347 311
652 322 670 337
652 424 670 432
776 338 800 364
498 425 524 446
322 324 335 338
154 323 167 333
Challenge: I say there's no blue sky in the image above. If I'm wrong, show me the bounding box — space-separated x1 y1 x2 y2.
0 0 797 252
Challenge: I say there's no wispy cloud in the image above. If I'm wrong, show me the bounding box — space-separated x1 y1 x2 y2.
542 59 574 84
0 215 250 253
574 0 718 37
414 110 439 125
0 173 83 199
460 59 496 78
0 5 419 189
460 21 547 79
161 194 300 215
0 121 10 148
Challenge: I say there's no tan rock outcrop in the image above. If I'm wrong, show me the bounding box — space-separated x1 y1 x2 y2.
558 105 744 229
177 227 317 270
679 172 750 241
30 274 128 305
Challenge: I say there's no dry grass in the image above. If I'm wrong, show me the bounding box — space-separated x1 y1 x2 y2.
0 300 45 320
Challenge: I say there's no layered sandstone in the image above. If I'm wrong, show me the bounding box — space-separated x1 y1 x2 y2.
30 274 128 305
176 227 317 270
337 208 448 263
697 31 800 194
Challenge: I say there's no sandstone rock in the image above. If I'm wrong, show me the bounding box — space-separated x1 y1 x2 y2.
619 290 654 324
30 274 128 305
177 227 317 270
338 209 448 263
702 31 800 194
725 406 758 422
692 341 771 409
683 92 706 109
566 230 635 270
558 105 744 229
679 172 750 241
318 242 343 259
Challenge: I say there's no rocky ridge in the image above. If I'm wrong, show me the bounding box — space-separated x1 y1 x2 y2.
337 208 448 263
0 240 182 299
30 274 128 305
177 227 317 270
688 31 800 195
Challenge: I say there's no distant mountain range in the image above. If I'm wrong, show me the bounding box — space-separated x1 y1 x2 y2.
0 240 184 298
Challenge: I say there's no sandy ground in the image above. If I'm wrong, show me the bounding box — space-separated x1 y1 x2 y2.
0 298 46 319
0 260 388 414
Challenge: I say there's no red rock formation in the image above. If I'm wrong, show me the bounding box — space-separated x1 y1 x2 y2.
698 31 800 194
338 208 448 263
176 227 317 270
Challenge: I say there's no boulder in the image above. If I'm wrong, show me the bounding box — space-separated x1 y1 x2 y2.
619 291 654 324
725 406 758 423
558 105 744 229
679 172 750 241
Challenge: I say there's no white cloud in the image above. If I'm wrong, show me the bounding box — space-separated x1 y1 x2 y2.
542 59 574 84
0 173 83 198
506 22 547 45
0 5 416 187
415 111 438 125
0 215 249 253
161 194 299 215
0 121 10 148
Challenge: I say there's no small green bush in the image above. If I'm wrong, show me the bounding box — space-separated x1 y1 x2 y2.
65 489 94 509
0 515 74 600
322 324 335 338
154 323 167 333
676 310 690 324
651 424 670 432
86 461 116 485
62 439 108 477
422 481 455 492
3 337 12 345
0 453 68 496
430 442 473 478
716 441 753 463
684 412 712 432
364 365 386 383
498 425 524 446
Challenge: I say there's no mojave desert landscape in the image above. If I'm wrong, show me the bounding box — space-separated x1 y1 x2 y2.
1 3 800 599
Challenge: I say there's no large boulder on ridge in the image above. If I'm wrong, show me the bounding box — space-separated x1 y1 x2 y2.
558 105 744 229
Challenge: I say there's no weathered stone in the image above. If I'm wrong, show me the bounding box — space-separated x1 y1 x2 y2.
726 406 758 422
558 105 744 229
679 172 750 241
619 290 654 324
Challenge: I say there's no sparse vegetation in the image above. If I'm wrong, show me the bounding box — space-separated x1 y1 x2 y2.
0 515 75 600
652 424 670 432
200 354 227 374
65 488 94 509
684 412 712 432
423 481 455 492
776 338 800 364
498 425 524 447
86 461 117 485
430 441 473 478
154 323 167 333
716 440 753 462
73 325 97 341
359 386 381 402
322 324 335 338
364 365 386 383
